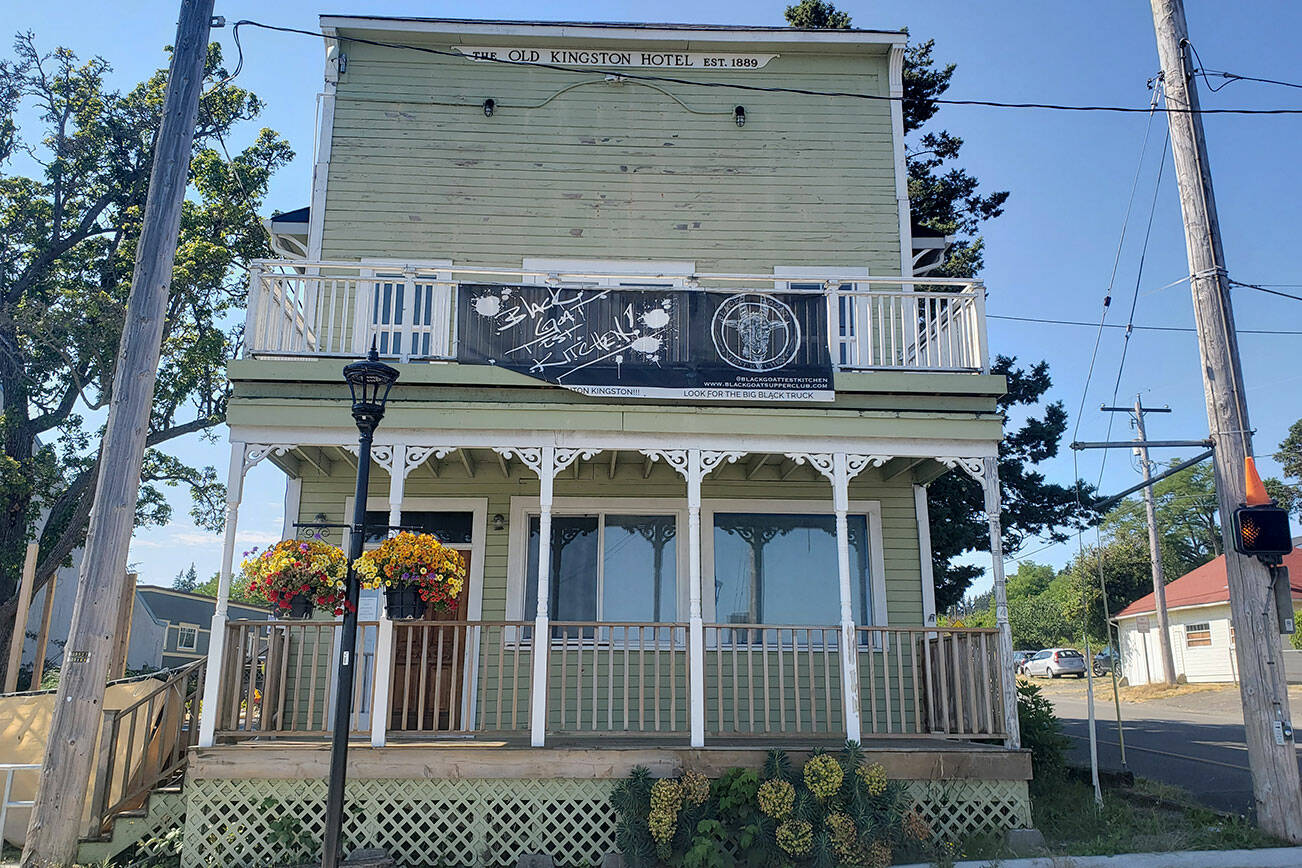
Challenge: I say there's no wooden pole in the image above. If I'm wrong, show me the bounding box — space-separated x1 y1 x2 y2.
1132 398 1177 685
31 569 57 690
107 574 137 681
3 543 39 692
1150 0 1302 841
21 2 214 863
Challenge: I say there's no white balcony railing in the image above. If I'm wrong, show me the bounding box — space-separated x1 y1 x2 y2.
244 260 988 373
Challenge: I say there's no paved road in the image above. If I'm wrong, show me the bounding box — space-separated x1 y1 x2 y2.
1036 679 1302 816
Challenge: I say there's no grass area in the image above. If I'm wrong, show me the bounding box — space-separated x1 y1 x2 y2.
950 774 1285 863
1118 682 1226 703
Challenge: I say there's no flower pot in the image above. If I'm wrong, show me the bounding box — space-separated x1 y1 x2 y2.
287 593 314 619
385 586 424 620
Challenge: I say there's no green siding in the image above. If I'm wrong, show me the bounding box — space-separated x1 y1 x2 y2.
322 37 901 274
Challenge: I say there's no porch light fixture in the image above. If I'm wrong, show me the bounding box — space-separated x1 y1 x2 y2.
734 105 746 127
492 513 506 531
322 344 399 868
483 98 496 117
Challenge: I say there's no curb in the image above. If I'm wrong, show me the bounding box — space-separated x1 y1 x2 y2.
892 846 1302 868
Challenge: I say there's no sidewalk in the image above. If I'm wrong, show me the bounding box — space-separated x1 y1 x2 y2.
896 846 1302 868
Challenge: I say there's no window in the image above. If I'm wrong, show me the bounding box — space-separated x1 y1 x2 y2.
176 623 199 652
1055 649 1083 658
357 260 453 360
1186 622 1213 647
523 513 678 622
712 512 872 626
1032 650 1051 661
364 510 474 546
775 267 870 368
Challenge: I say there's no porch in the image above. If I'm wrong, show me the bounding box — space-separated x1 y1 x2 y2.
212 619 1009 746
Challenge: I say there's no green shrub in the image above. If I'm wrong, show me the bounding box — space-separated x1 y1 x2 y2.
611 742 935 867
1017 680 1071 786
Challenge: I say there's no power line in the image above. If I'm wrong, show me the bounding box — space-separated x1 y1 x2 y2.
1230 279 1302 303
987 313 1302 336
229 20 1302 116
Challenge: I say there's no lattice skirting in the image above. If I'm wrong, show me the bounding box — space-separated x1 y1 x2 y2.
181 776 1031 867
905 779 1033 842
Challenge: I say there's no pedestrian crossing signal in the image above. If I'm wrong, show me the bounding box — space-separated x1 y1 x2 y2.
1233 505 1293 560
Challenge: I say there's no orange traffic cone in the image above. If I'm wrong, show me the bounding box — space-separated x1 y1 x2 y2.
1244 456 1272 506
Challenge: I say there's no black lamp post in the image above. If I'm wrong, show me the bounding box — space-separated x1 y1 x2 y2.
322 346 399 868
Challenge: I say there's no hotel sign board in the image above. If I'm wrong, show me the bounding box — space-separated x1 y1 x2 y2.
456 284 833 402
454 46 779 70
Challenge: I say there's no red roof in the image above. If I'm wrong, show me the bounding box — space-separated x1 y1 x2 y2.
1116 546 1302 618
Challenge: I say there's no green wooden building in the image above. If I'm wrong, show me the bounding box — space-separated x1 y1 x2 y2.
185 16 1030 866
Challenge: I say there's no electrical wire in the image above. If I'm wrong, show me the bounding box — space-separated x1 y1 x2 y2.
1186 40 1302 93
1229 279 1302 303
987 313 1302 336
226 20 1302 115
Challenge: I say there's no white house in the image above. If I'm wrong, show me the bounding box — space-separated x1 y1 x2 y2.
1114 544 1302 685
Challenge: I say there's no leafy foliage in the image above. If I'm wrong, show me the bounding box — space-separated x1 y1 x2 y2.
172 562 199 593
930 356 1097 610
782 0 852 30
1266 418 1302 518
612 744 935 867
0 33 292 654
1017 681 1070 790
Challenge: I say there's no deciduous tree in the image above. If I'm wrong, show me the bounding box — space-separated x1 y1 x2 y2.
0 34 291 675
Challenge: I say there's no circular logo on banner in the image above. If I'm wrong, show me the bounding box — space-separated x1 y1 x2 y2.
711 294 802 372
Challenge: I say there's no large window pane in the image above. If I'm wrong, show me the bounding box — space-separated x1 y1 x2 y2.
525 515 598 621
363 510 474 546
603 515 677 622
713 513 872 626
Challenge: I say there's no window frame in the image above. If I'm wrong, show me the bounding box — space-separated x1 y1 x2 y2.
1185 622 1213 648
175 622 199 652
506 496 688 624
701 497 887 628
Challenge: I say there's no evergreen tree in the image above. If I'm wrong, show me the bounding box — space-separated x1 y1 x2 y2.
173 563 199 593
784 3 1093 609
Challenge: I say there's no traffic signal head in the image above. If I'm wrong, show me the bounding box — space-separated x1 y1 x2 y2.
1233 505 1294 560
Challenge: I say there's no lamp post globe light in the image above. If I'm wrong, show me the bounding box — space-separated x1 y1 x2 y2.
322 345 399 868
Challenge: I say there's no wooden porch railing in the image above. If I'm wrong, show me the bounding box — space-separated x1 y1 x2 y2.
86 660 204 836
244 260 988 373
388 620 532 735
212 620 1007 744
547 622 688 734
703 624 844 738
216 619 378 738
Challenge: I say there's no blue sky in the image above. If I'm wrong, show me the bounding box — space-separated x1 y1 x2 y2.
11 1 1302 597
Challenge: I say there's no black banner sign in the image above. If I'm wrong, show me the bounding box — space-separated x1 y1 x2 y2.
456 284 833 401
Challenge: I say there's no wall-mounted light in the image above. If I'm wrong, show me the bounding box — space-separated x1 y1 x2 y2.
492 513 506 531
483 98 496 117
734 106 746 127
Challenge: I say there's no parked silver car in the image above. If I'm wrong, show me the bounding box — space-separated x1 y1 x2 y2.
1024 647 1087 678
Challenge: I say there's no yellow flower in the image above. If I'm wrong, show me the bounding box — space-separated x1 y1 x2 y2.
757 779 795 820
775 820 812 856
858 762 888 796
803 754 843 799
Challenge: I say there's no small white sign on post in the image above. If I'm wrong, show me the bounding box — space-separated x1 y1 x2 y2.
455 46 779 70
1136 615 1150 634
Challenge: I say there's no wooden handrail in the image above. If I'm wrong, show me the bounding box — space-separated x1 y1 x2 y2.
87 659 205 836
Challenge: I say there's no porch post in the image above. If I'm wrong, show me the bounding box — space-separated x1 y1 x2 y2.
371 443 406 747
830 454 863 743
532 447 555 747
686 450 707 748
642 449 742 747
198 442 246 747
983 457 1021 748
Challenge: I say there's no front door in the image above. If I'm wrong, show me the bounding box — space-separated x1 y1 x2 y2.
390 548 472 732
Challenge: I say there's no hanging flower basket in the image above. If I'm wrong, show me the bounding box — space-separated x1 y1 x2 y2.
239 540 351 617
355 531 467 619
384 586 424 620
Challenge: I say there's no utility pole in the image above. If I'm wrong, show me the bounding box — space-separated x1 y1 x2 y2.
1102 397 1177 685
21 2 215 864
1150 0 1302 841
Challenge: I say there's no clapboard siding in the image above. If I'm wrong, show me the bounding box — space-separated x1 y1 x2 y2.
322 37 902 274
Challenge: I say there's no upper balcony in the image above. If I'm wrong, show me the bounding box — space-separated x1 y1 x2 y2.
243 260 989 389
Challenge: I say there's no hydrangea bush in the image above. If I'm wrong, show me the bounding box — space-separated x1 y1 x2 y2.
612 742 932 867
